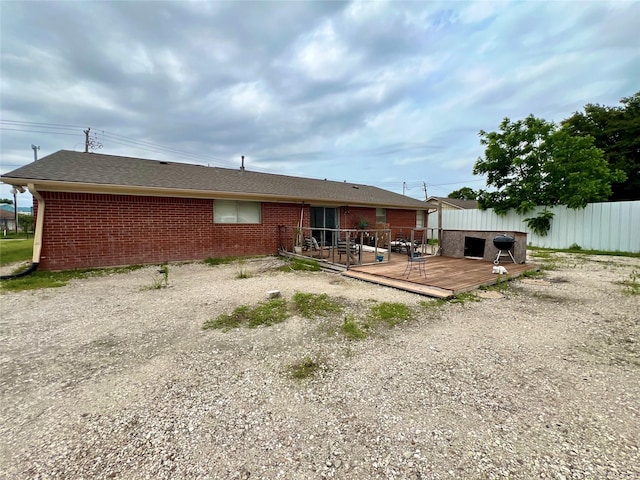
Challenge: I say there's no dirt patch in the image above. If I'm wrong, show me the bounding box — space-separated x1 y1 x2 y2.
1 254 639 479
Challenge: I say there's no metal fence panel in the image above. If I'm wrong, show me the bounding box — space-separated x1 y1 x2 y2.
437 201 640 252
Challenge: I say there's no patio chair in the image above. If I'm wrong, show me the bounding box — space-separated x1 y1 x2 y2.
403 246 427 278
337 239 360 264
304 237 326 258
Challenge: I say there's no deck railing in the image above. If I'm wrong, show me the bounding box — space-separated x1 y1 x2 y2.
278 226 438 268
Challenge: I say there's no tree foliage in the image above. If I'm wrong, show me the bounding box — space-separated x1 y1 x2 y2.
447 187 478 200
473 114 625 216
562 91 640 201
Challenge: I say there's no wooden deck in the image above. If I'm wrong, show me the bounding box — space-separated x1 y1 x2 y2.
342 254 537 298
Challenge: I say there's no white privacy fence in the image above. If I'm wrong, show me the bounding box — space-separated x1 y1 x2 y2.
429 201 640 252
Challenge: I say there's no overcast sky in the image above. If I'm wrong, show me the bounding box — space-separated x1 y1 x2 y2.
1 0 638 207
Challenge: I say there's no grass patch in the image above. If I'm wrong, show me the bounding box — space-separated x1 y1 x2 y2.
1 265 145 292
279 258 321 272
341 315 367 340
247 298 288 327
292 292 343 318
204 256 245 266
288 355 326 380
529 246 640 258
0 238 34 266
448 291 481 304
203 298 289 331
366 301 413 328
521 268 545 278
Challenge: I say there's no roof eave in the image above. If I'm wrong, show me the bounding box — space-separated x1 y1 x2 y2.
2 178 429 210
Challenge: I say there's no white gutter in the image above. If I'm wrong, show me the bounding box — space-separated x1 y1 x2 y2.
28 183 44 264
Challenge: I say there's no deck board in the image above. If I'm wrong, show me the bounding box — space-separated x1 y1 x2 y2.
343 255 537 298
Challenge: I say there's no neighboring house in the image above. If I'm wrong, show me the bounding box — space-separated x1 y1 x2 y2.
1 150 431 270
426 196 478 234
0 208 15 233
425 196 479 211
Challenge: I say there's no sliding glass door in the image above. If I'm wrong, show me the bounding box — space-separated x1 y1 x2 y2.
310 207 338 246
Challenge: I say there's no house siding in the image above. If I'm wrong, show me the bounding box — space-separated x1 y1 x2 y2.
36 192 303 270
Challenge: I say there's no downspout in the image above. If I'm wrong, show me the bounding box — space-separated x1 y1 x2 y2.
0 183 42 279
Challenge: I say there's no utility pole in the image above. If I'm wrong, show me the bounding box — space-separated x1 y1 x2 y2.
84 128 90 153
402 181 406 195
31 144 40 162
10 187 18 234
423 182 428 201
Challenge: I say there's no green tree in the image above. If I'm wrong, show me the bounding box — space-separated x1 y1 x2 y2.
1 198 13 205
562 91 640 201
474 115 625 217
18 213 34 233
447 187 477 200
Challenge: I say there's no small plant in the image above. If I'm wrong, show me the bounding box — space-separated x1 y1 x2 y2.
341 315 367 340
568 243 582 251
367 301 413 328
288 355 326 380
356 216 369 229
236 259 251 279
203 298 289 331
292 292 343 318
620 269 640 295
524 208 554 236
145 263 169 290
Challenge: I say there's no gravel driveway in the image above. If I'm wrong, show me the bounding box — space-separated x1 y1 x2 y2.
1 253 639 479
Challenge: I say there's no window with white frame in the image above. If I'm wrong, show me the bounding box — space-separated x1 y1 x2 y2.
416 210 425 228
214 200 261 224
376 208 387 224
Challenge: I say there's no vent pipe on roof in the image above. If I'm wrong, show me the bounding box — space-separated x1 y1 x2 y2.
240 156 245 172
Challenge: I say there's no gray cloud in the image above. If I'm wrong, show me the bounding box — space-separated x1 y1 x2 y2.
1 0 638 203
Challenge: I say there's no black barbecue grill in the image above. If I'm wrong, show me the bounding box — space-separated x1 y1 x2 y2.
493 234 516 264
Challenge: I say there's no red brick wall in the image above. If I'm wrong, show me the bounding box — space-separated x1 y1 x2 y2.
388 209 418 239
36 192 304 270
342 207 376 230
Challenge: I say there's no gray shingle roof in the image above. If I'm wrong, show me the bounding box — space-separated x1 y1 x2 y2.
2 150 429 209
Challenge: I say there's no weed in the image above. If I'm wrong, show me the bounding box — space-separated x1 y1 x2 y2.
236 259 251 279
341 315 367 340
449 292 480 304
419 298 447 310
279 258 321 272
288 355 326 380
367 301 413 328
619 269 640 295
292 292 343 318
142 263 170 290
203 298 289 331
568 243 582 251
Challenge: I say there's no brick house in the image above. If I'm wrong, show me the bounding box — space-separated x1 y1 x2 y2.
1 150 431 271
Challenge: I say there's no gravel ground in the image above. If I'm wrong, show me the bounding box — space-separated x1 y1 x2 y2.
1 253 639 479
